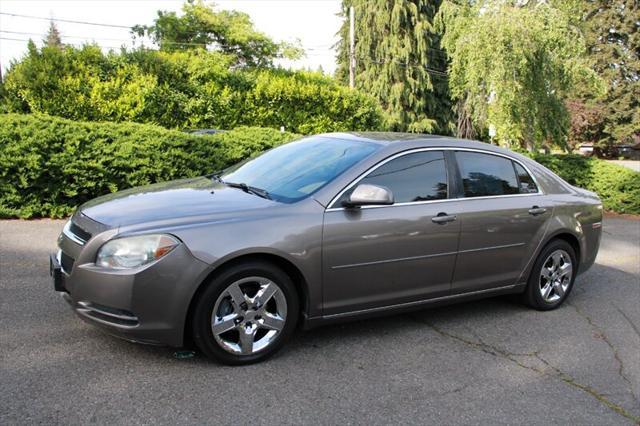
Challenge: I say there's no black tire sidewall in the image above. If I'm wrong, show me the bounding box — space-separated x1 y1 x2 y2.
526 240 577 310
192 261 299 365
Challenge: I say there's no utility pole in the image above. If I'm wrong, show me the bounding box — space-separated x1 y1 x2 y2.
349 5 355 89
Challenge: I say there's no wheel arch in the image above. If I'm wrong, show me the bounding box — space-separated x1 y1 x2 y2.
543 230 581 265
183 252 311 346
518 227 583 287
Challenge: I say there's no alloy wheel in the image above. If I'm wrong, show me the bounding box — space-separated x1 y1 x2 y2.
211 276 287 355
539 249 573 303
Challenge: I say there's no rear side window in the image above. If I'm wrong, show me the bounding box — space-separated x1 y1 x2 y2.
514 163 538 193
339 150 448 204
456 152 519 197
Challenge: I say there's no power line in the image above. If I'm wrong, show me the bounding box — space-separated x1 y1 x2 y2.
0 12 132 29
0 12 447 76
0 36 131 50
4 10 445 56
0 37 446 76
0 37 30 42
0 29 335 52
0 11 339 46
0 30 135 43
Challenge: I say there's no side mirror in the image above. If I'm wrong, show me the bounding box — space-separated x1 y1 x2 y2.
344 184 394 207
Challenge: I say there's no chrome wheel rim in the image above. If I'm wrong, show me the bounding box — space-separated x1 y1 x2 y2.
539 249 573 303
212 276 287 355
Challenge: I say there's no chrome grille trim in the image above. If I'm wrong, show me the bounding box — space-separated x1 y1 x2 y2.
62 220 87 245
69 221 92 242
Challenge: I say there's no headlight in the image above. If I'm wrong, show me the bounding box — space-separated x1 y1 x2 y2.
96 234 180 269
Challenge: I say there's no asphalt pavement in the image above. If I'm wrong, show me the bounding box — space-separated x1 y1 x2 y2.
1 216 639 425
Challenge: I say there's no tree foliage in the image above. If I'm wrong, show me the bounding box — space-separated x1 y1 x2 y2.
437 0 604 150
336 0 453 133
1 45 382 133
566 99 607 150
44 21 63 48
132 0 302 67
578 0 639 153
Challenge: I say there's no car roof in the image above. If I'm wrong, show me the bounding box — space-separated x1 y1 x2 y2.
319 131 514 154
308 132 576 205
319 131 446 144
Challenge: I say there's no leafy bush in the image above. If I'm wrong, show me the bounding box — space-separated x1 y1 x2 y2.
0 113 299 218
2 45 383 134
1 113 638 218
532 153 640 214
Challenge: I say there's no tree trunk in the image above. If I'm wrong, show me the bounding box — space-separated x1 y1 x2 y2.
456 98 476 140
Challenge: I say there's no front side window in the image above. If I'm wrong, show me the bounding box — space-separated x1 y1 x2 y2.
338 150 448 204
456 152 519 197
222 136 380 203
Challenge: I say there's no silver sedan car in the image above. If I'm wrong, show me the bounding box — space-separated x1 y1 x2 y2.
50 133 603 364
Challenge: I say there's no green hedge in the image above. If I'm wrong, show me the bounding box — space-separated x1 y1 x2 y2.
0 113 299 218
532 153 640 214
2 46 383 134
1 113 638 218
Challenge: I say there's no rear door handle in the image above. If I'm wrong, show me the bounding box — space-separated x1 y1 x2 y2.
528 206 547 216
432 212 457 224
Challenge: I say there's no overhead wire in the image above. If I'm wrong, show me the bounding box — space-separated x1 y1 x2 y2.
0 12 132 29
1 10 450 54
1 10 450 77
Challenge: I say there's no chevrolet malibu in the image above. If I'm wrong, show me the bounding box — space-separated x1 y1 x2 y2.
51 133 603 364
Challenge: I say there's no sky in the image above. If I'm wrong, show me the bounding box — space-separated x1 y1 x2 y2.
0 0 343 75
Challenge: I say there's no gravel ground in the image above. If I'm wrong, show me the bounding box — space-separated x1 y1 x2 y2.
1 216 639 425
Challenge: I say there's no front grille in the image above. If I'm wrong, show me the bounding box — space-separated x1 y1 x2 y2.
60 251 75 274
69 222 92 242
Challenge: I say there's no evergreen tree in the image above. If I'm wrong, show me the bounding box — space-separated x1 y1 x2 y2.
44 21 63 48
582 0 639 152
336 0 453 134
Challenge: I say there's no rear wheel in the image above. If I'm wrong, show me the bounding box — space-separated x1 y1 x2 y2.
523 240 577 310
192 261 299 365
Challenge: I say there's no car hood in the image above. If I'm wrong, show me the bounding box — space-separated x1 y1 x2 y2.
78 177 276 227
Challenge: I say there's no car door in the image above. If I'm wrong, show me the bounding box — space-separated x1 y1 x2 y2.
449 150 552 293
321 150 461 316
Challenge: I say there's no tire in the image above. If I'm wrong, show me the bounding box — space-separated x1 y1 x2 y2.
523 239 577 311
191 261 299 365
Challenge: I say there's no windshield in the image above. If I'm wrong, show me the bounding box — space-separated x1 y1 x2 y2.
221 136 380 203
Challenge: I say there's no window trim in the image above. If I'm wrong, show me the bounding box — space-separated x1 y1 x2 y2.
455 150 521 198
512 160 539 195
334 149 450 207
326 147 543 212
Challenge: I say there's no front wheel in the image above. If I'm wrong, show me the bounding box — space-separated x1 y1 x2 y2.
523 240 577 310
191 261 299 365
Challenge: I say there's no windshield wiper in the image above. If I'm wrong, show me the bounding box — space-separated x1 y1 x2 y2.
224 181 271 200
206 170 225 183
210 174 225 183
207 172 271 200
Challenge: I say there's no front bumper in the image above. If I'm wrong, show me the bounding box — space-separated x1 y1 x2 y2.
52 227 210 347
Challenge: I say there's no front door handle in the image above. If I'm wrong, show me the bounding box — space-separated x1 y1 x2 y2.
432 212 457 224
528 206 547 216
